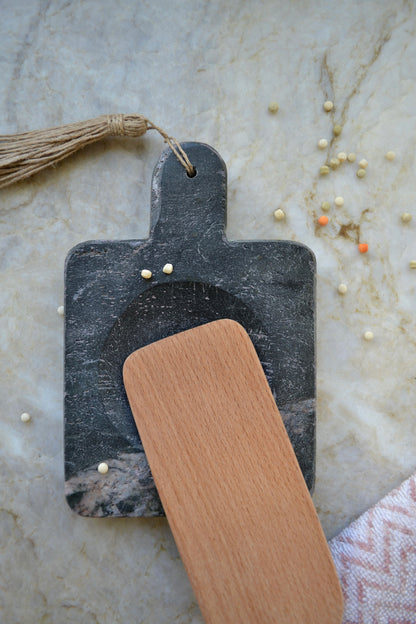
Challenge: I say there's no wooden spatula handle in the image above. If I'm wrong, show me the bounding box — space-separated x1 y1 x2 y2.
123 319 343 624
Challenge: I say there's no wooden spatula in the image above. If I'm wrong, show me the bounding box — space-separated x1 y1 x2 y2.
123 319 343 624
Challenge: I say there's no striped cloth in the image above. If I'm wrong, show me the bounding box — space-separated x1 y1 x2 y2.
329 473 416 624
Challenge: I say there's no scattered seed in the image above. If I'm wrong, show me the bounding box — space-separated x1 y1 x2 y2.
337 152 347 162
363 331 374 341
338 283 348 294
330 158 340 169
97 462 109 474
409 260 416 269
162 263 174 274
318 215 329 226
357 168 366 178
320 165 330 175
347 153 356 163
359 159 368 169
321 201 331 211
333 125 342 136
141 269 152 279
20 412 31 423
318 138 328 149
334 196 344 207
358 243 369 254
268 102 279 113
324 101 334 112
57 305 64 316
274 208 285 221
401 213 412 223
386 151 396 160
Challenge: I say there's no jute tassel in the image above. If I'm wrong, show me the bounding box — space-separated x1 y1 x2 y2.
0 113 194 189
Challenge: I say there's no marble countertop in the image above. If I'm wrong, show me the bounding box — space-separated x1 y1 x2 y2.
1 1 415 622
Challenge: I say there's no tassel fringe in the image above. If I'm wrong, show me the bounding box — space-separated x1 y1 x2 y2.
0 113 194 189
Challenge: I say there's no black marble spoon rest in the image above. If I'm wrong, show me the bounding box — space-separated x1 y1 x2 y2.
64 142 316 517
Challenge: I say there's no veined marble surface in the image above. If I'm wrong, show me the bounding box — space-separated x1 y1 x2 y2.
1 1 415 622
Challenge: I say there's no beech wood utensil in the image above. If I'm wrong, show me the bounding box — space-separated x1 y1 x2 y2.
123 319 343 624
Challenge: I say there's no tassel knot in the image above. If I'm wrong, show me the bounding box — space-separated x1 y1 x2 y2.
107 114 125 136
106 113 147 138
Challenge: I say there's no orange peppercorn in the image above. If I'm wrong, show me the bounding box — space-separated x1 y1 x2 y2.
358 243 369 254
318 215 329 226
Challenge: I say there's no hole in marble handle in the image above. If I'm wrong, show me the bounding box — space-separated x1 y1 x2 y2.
186 166 197 178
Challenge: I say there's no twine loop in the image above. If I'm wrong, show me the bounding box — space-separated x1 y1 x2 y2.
146 119 195 177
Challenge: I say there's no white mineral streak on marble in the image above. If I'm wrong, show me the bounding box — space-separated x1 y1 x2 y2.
1 1 416 622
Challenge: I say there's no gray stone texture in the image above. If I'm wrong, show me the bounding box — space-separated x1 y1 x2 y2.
65 143 316 516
